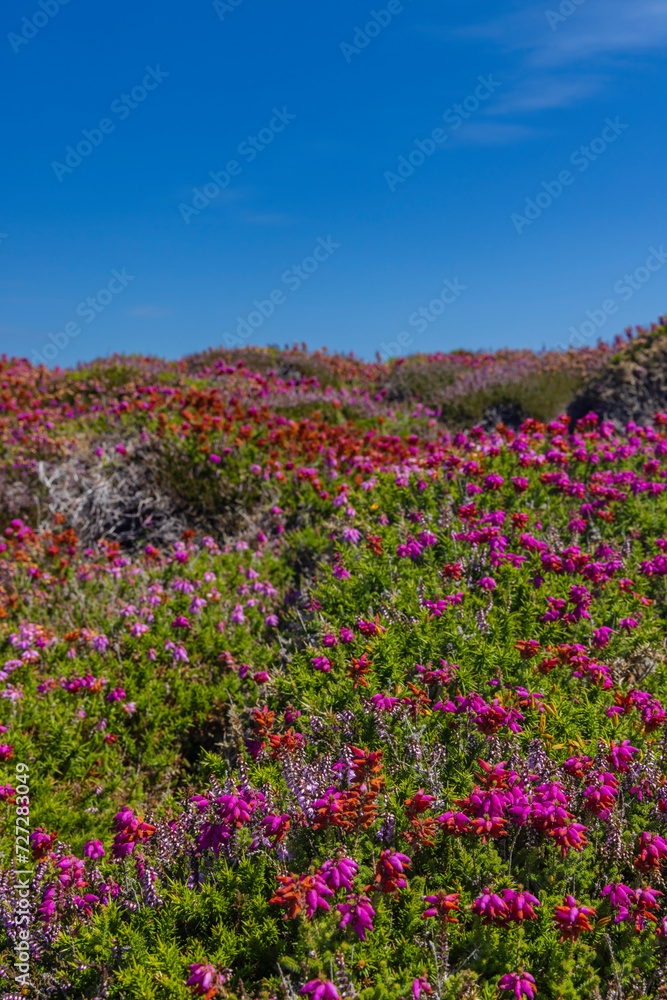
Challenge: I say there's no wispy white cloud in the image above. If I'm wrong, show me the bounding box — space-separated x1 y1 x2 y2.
448 121 549 145
417 1 667 144
488 75 606 115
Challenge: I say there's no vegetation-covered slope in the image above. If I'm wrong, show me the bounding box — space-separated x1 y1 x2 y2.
2 324 667 999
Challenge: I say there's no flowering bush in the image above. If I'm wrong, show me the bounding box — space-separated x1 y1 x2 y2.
2 335 667 997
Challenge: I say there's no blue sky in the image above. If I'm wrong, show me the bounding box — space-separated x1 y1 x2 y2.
1 0 667 367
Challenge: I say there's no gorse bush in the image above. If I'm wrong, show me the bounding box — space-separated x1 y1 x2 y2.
2 330 667 998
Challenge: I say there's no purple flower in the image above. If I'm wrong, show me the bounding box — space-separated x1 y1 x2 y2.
300 979 339 1000
321 857 358 892
412 978 433 1000
619 617 639 632
608 739 639 773
230 604 245 625
322 633 338 647
498 972 537 999
264 614 279 626
186 963 219 996
338 893 376 941
592 626 614 649
342 527 361 545
478 576 496 591
311 655 331 673
83 839 105 859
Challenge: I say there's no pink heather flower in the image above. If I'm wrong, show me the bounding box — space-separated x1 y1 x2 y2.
253 671 270 684
209 454 221 464
502 888 540 923
322 633 338 647
171 615 190 629
619 617 639 632
230 604 245 624
601 883 634 910
130 622 149 637
498 972 537 999
634 832 667 872
342 527 361 545
115 443 127 455
186 963 219 996
592 626 614 648
83 839 105 859
300 979 339 1000
511 477 530 492
422 891 460 922
553 895 596 941
339 627 354 644
478 576 496 591
146 648 156 661
370 693 400 713
337 893 376 941
608 739 639 773
264 614 279 626
412 978 433 1000
472 887 510 925
321 857 359 892
484 473 504 490
311 655 331 673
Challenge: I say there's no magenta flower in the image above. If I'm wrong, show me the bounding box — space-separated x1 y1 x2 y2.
472 887 510 925
339 627 354 643
300 979 339 1000
370 692 400 712
171 615 190 629
478 576 496 591
337 893 376 941
498 972 536 999
311 655 331 673
209 454 221 464
619 617 639 632
322 633 338 647
592 626 614 648
608 739 639 773
412 977 433 1000
342 527 361 545
230 604 245 624
484 473 504 490
321 857 358 892
186 963 219 996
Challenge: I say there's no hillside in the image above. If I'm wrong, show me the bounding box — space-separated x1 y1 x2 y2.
2 322 667 999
